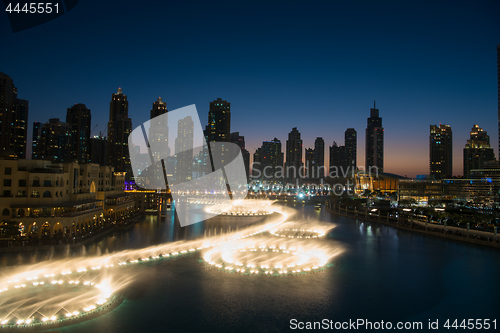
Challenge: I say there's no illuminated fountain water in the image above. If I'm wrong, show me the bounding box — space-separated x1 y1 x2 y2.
204 199 274 216
0 200 342 329
200 220 341 276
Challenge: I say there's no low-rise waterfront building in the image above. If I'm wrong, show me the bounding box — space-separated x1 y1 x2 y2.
0 155 136 239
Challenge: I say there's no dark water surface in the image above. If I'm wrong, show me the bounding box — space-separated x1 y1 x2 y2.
4 205 499 332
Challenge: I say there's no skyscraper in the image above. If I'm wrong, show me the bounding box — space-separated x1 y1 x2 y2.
365 102 384 173
463 124 496 177
31 121 42 160
90 135 107 166
151 96 168 118
313 137 325 178
344 128 357 169
175 116 194 183
330 128 357 178
256 138 284 181
230 132 250 179
285 127 303 180
207 98 230 142
429 124 452 179
305 148 315 179
38 118 73 162
66 103 91 164
253 147 262 178
107 88 132 175
148 97 169 161
329 142 346 175
0 72 29 159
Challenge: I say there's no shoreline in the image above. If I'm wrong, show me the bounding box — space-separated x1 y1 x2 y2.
325 206 500 249
0 214 145 253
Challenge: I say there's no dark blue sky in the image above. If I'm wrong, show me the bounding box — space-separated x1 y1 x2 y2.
1 0 499 177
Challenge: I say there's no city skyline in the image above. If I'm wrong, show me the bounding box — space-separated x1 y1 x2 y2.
5 80 500 179
0 1 499 178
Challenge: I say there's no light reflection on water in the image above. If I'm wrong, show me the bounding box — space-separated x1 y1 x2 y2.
1 205 499 333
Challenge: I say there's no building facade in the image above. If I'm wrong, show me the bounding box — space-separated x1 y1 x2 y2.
175 116 194 183
0 157 135 239
463 124 495 177
31 121 42 160
230 132 250 179
365 102 384 173
207 98 230 142
329 128 357 178
285 127 303 180
253 138 283 181
66 103 91 164
0 72 29 159
38 118 73 163
430 124 453 179
107 88 132 176
313 137 325 179
344 128 357 170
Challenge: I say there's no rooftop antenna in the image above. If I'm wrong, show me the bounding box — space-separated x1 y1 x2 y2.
374 100 376 108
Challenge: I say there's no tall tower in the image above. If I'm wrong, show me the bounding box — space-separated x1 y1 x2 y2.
313 137 325 178
66 103 91 164
429 124 452 179
0 72 29 159
230 132 250 179
464 124 495 177
107 87 132 175
305 148 315 179
285 127 303 180
344 128 357 169
365 101 384 173
175 116 194 183
39 118 73 162
258 138 283 181
208 98 230 142
31 121 42 159
148 97 169 161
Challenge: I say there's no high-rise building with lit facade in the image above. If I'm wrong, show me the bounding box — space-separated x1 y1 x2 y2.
148 97 169 161
107 88 132 176
305 148 315 178
329 142 346 174
344 128 357 169
31 121 42 160
313 137 325 178
151 96 168 118
207 98 230 142
0 72 29 159
38 118 73 162
463 124 495 177
175 116 194 183
429 124 452 179
230 132 250 179
329 128 357 177
365 102 383 173
66 103 91 164
253 148 262 178
255 138 284 181
285 127 303 180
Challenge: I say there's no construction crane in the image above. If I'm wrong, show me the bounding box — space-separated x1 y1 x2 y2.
90 124 98 136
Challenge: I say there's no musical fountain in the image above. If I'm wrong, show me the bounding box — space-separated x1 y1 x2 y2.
0 200 341 330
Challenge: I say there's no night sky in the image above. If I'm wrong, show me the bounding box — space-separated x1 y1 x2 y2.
1 0 499 177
